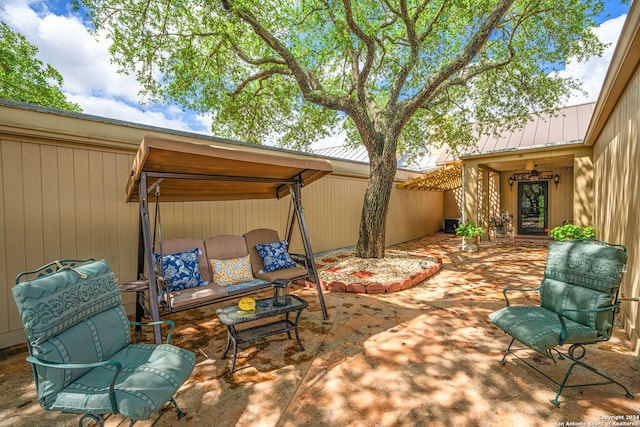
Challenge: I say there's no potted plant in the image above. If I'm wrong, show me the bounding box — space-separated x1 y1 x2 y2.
549 224 595 241
455 221 486 252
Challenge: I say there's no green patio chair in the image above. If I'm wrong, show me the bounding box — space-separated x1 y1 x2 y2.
489 239 634 405
12 258 195 426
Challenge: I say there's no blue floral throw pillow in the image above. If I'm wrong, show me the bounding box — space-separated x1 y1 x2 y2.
255 240 297 273
154 247 206 292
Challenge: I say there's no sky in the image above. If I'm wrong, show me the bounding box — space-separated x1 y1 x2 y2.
0 0 632 149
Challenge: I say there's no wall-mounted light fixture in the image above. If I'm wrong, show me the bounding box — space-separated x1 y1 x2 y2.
508 176 514 191
553 174 560 189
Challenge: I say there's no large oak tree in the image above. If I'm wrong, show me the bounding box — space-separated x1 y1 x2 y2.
78 0 604 257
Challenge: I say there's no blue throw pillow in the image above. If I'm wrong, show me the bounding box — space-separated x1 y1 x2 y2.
255 240 297 273
154 248 206 291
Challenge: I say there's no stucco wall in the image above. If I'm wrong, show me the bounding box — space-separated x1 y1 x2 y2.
0 103 442 349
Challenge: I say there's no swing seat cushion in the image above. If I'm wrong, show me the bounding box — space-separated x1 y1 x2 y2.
158 235 272 310
156 230 310 310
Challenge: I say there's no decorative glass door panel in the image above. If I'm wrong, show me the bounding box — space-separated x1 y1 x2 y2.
517 181 548 235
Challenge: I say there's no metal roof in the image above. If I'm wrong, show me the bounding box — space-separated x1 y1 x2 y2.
402 103 596 191
437 102 596 164
314 145 440 172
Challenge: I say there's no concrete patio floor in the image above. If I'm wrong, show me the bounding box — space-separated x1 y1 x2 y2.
1 232 639 427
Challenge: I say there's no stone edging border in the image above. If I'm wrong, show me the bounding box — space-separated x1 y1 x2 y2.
294 257 443 294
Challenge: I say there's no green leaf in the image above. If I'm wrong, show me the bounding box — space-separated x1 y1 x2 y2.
0 22 82 112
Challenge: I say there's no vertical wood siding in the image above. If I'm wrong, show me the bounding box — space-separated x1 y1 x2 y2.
0 135 440 349
0 139 139 346
592 65 640 352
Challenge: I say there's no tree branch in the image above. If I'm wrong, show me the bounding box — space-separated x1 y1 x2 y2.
221 0 349 112
387 0 448 108
229 67 291 97
401 0 515 121
342 0 377 108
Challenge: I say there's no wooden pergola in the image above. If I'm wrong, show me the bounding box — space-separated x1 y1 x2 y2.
397 161 463 192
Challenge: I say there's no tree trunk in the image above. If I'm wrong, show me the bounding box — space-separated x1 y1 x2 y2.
356 148 398 258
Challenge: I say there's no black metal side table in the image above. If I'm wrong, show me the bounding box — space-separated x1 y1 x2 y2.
216 295 308 373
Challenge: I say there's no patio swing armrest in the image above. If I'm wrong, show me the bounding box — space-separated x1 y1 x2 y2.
502 287 541 307
129 319 176 344
154 274 174 310
556 304 619 345
26 356 123 414
289 253 310 269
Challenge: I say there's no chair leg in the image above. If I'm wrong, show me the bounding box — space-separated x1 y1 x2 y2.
149 397 187 426
550 345 635 405
499 337 516 365
171 397 187 420
499 340 634 405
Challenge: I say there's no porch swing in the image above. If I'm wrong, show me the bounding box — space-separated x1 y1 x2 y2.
126 136 333 343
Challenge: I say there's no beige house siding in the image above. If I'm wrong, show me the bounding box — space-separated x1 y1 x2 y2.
591 64 640 351
584 1 640 353
0 102 441 349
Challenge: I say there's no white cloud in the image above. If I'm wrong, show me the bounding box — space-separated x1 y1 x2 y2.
556 14 627 105
65 93 210 134
1 0 212 135
0 1 629 144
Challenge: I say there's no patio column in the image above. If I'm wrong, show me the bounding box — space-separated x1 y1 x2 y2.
480 168 490 231
573 154 594 227
463 161 479 224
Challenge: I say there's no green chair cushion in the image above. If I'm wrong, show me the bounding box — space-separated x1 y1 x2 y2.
44 343 196 421
489 306 598 354
545 240 627 292
12 260 132 403
11 259 122 343
32 306 131 405
12 259 196 423
540 278 615 336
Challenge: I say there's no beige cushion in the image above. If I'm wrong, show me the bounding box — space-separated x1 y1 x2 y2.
204 235 248 260
155 238 210 282
243 228 281 274
168 283 228 309
244 228 310 282
254 266 309 282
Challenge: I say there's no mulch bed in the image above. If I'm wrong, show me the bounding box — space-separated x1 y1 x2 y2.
295 249 443 294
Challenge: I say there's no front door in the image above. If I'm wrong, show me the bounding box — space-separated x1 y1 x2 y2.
517 181 548 235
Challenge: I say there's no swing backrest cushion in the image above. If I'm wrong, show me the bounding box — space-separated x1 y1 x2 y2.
243 228 282 274
158 230 308 296
205 235 254 286
244 228 310 282
155 238 209 287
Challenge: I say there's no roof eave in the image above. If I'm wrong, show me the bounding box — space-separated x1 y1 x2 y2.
458 140 585 161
